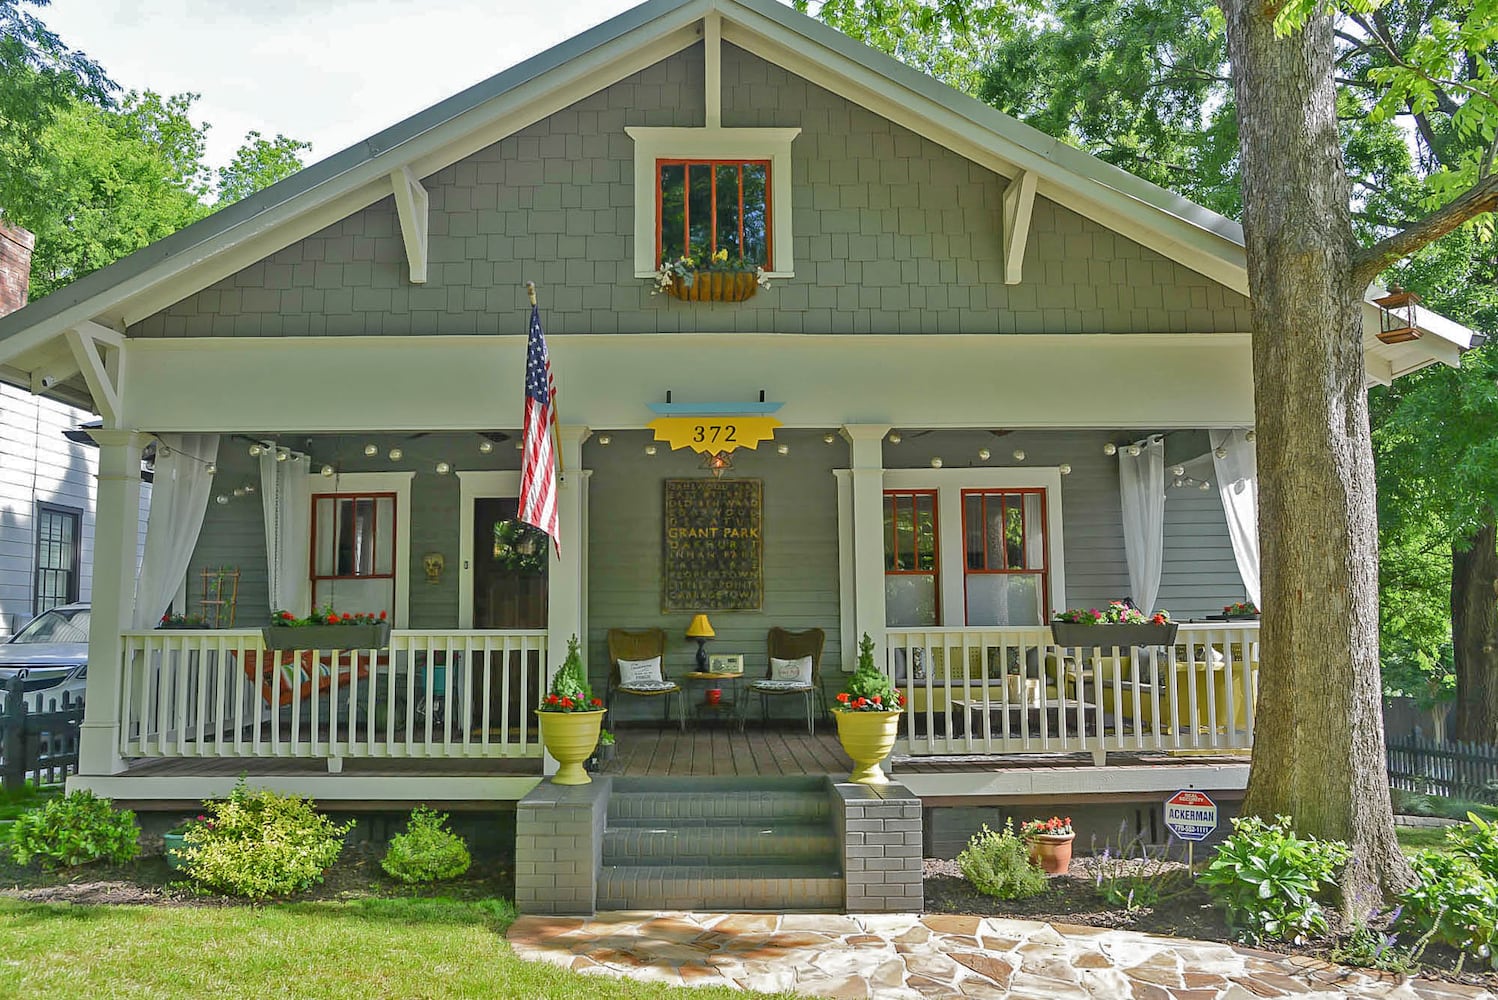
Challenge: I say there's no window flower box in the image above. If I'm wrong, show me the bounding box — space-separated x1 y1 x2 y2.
1050 621 1178 648
261 623 390 650
663 270 761 302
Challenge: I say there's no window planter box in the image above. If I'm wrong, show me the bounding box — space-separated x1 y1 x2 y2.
1049 621 1179 649
664 270 760 302
260 623 391 650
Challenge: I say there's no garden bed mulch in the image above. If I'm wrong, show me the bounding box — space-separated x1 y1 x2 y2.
924 858 1498 992
0 843 514 907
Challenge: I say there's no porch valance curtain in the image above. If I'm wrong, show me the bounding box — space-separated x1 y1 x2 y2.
132 434 219 629
1210 428 1260 607
259 448 312 616
1118 435 1166 614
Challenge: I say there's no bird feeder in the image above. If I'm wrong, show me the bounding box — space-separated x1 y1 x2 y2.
1373 287 1422 345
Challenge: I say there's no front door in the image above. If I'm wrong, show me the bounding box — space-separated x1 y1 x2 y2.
472 498 548 629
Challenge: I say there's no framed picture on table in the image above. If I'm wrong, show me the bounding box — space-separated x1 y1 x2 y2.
708 654 743 674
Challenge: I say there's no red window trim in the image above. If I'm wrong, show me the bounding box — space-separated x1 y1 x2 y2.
883 489 941 624
654 158 772 267
960 488 1050 626
309 491 398 583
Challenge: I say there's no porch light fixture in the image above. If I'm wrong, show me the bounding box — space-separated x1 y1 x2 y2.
435 461 451 475
1373 287 1422 344
685 614 715 671
702 450 731 476
1103 443 1117 456
1012 449 1026 462
1059 463 1072 475
978 448 991 461
478 440 494 454
388 448 403 461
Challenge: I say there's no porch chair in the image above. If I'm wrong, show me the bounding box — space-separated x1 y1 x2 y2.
605 627 684 731
750 627 827 734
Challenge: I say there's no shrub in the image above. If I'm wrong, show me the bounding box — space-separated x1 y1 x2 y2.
957 820 1047 899
8 789 139 868
1197 815 1350 944
382 807 472 884
1399 850 1498 965
183 780 354 898
1446 812 1498 879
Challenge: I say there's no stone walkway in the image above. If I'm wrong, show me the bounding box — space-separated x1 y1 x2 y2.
507 912 1498 999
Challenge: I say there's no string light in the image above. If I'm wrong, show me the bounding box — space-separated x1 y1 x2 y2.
1012 448 1026 462
823 433 837 444
248 444 263 457
1245 429 1256 443
233 487 246 498
320 464 335 477
435 461 451 475
1059 463 1072 475
478 440 494 454
644 444 657 456
364 444 379 456
276 449 289 463
1125 444 1141 458
978 448 991 461
597 435 611 446
1214 446 1228 460
888 432 902 444
776 443 790 455
1171 464 1185 477
215 494 229 505
930 457 943 468
205 463 217 476
388 448 403 461
1103 443 1117 456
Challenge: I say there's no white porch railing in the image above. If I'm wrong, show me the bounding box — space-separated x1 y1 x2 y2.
887 623 1258 759
118 629 548 761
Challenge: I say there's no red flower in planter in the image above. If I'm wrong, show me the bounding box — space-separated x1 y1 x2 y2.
560 696 574 709
836 693 850 704
379 610 388 620
546 694 561 705
872 695 882 706
590 698 603 707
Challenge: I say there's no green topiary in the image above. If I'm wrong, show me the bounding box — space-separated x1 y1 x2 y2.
541 634 594 709
957 820 1046 899
182 779 354 898
8 789 140 868
381 807 472 884
834 632 903 711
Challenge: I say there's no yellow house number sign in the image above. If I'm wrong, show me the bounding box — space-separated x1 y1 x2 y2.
647 416 782 455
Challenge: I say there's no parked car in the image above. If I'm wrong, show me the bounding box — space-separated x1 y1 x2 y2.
0 603 89 710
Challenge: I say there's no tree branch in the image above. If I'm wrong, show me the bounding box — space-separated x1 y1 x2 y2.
1352 173 1498 286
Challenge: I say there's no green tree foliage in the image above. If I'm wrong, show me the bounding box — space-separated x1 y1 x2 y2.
0 4 309 299
0 0 115 221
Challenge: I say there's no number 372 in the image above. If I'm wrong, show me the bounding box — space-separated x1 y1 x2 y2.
692 424 737 443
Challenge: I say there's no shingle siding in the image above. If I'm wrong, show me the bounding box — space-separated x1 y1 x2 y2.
130 43 1250 340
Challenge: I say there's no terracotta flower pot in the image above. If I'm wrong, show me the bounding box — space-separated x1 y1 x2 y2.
535 709 606 785
834 709 902 784
1029 833 1075 875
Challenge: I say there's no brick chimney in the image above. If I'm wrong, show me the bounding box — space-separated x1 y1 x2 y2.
0 222 35 317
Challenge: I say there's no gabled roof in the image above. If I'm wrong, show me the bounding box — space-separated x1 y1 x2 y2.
0 0 1474 395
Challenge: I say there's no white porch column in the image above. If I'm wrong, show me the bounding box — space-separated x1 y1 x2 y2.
78 430 145 777
841 424 891 669
544 425 591 776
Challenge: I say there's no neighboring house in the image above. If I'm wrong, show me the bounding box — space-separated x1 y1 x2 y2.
0 0 1472 820
0 223 149 638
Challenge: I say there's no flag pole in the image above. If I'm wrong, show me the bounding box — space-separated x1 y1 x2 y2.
526 281 564 478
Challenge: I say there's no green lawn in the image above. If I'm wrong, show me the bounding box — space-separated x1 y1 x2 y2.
0 783 60 822
0 896 790 999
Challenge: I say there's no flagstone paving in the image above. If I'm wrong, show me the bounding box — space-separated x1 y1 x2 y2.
507 912 1498 999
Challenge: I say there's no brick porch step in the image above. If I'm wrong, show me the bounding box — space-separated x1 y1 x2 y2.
596 863 844 911
602 822 838 866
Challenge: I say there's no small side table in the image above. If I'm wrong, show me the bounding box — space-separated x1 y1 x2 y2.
683 670 744 730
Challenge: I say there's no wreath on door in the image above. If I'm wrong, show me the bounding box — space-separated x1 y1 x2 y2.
492 519 547 575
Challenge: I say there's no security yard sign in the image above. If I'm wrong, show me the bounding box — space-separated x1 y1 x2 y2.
1164 790 1218 842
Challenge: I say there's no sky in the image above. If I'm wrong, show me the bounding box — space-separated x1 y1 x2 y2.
42 0 654 170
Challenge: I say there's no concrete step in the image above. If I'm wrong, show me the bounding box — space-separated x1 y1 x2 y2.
607 789 831 827
602 822 838 866
596 863 844 912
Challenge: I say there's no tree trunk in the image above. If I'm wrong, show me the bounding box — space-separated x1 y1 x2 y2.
1451 520 1498 743
1218 1 1412 910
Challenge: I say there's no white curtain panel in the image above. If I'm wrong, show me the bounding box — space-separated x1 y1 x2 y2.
259 448 312 615
132 434 219 629
1118 435 1166 614
1210 428 1261 607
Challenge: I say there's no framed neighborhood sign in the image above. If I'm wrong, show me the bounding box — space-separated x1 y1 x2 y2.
663 478 763 612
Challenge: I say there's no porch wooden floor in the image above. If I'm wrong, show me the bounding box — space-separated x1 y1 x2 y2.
123 755 542 777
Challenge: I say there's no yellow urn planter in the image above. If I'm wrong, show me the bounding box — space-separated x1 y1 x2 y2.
535 709 606 785
664 270 760 302
834 709 902 784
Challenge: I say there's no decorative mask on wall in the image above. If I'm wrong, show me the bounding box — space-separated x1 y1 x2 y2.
422 552 445 584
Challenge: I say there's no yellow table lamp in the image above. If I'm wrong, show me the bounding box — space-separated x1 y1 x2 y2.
686 614 715 671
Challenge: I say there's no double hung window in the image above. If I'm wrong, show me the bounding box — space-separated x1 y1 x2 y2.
311 493 396 618
962 490 1049 626
883 490 939 627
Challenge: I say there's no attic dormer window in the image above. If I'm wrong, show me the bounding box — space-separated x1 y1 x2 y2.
627 126 799 279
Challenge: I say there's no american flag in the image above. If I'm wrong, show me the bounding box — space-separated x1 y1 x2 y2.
519 301 559 551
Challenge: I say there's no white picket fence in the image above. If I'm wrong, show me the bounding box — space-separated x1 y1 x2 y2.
118 629 548 760
887 622 1258 758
